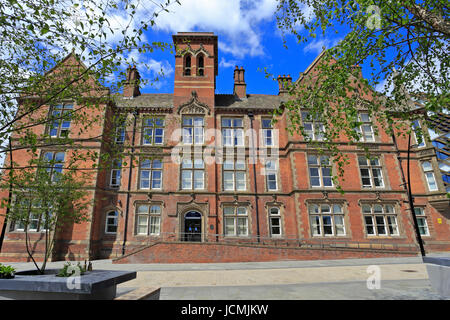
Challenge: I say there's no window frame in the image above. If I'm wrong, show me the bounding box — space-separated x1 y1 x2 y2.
115 120 126 144
261 118 274 147
142 117 165 146
362 203 399 237
422 161 438 191
355 112 375 142
43 151 65 182
358 156 385 188
182 116 204 145
307 155 333 188
222 158 247 191
414 207 430 236
308 203 346 237
412 120 426 148
269 207 282 237
223 206 249 237
139 159 163 190
135 204 161 236
9 198 52 233
221 117 244 147
49 103 73 138
301 111 325 141
265 160 278 191
105 211 118 234
181 156 205 190
110 159 122 188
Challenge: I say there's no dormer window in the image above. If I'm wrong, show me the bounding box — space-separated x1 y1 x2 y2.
184 54 191 76
197 54 204 76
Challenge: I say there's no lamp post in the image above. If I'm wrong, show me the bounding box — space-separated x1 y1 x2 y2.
406 133 426 257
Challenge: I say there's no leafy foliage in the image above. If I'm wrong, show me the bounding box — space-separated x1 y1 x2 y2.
275 0 449 185
0 263 16 278
0 0 178 162
0 0 181 273
56 261 87 277
1 153 92 274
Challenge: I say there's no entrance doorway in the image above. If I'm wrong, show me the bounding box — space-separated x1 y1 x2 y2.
184 211 202 242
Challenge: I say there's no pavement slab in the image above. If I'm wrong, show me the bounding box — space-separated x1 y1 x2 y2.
118 263 428 288
5 253 450 300
157 279 448 300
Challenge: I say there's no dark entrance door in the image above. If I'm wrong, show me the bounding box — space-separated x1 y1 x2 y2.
184 211 202 242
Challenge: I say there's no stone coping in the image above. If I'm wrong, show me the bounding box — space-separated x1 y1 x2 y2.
0 270 136 294
423 257 450 267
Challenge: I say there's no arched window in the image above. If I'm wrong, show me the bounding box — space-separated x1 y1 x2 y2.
184 54 191 76
197 54 204 76
105 211 118 234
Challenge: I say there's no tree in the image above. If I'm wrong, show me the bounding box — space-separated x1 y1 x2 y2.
274 0 449 183
2 151 91 274
0 0 181 267
0 0 178 163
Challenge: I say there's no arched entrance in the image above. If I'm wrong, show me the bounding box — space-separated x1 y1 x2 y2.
184 211 202 242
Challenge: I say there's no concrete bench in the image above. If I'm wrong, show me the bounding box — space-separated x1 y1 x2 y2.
0 269 136 300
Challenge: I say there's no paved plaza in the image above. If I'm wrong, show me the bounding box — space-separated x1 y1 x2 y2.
6 253 450 300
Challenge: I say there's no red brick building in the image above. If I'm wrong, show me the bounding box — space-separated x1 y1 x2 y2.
0 32 449 263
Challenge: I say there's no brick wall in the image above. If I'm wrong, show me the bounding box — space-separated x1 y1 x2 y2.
113 242 418 264
1 32 448 264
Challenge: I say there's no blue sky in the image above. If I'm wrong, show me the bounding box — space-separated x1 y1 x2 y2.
117 0 343 96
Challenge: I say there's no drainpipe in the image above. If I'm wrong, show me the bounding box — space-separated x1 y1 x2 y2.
122 108 138 256
214 113 219 242
248 112 261 243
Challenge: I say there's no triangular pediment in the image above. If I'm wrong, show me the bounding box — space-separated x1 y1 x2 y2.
42 51 108 97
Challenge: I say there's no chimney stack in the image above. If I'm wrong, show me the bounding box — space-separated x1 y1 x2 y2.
277 74 292 95
124 65 141 98
351 65 363 79
233 66 246 100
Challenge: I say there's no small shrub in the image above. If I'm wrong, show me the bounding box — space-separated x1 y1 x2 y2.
0 263 16 279
56 262 87 277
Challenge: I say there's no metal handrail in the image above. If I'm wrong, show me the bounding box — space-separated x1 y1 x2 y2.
128 231 417 252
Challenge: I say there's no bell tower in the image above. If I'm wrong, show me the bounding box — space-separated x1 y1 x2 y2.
172 32 218 107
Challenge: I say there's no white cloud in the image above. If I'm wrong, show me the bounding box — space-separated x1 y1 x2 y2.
303 38 342 55
219 57 239 68
375 55 444 96
374 78 393 95
144 0 279 58
124 49 174 89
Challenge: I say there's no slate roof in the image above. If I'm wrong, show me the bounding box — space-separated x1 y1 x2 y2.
215 94 285 110
114 93 286 111
114 94 174 109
